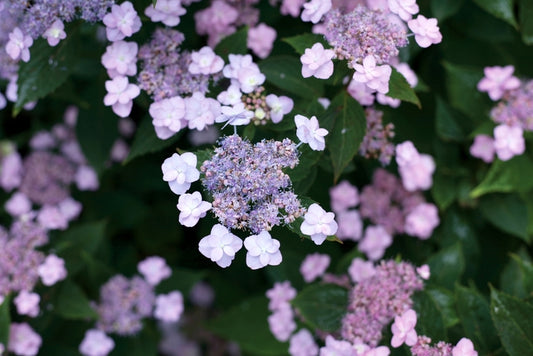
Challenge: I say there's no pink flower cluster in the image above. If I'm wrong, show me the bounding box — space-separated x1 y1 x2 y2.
395 141 435 191
470 125 525 162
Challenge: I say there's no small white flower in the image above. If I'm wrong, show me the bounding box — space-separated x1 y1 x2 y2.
154 291 184 323
199 224 243 268
266 94 294 123
244 230 282 269
295 114 328 151
300 203 337 245
161 152 200 195
176 192 211 227
14 291 40 317
79 329 115 356
137 256 172 286
216 102 254 127
38 254 67 286
189 46 224 75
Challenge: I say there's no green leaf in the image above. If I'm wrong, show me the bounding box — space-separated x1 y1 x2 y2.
214 27 248 62
282 33 329 55
470 155 533 198
0 295 11 347
490 287 533 355
386 67 421 108
113 326 159 356
501 249 532 298
208 296 289 355
431 0 465 21
431 172 458 211
511 253 533 294
292 283 349 332
156 268 207 295
124 115 183 164
455 284 500 352
478 193 530 243
426 243 465 289
519 0 533 44
472 0 518 28
412 290 447 341
15 33 79 114
322 92 366 182
426 287 459 328
55 280 98 320
435 96 468 141
259 55 325 98
288 145 322 182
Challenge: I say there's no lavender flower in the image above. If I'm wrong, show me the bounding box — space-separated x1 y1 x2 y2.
359 108 395 165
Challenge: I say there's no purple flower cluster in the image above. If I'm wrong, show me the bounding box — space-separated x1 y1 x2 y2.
359 108 395 165
410 335 453 356
341 260 424 347
0 220 48 296
201 135 305 233
94 275 156 336
490 79 533 131
137 28 216 102
323 6 408 65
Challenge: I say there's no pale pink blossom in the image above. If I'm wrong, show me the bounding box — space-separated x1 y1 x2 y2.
452 338 478 356
145 0 186 26
477 65 520 101
75 165 100 191
387 0 418 21
237 66 266 93
38 254 67 286
189 46 224 75
493 124 525 161
101 41 138 78
366 0 389 11
30 131 56 150
216 102 254 126
244 230 282 269
300 43 335 79
247 23 277 59
358 225 392 261
79 329 115 356
217 84 242 106
396 142 435 191
6 27 33 62
408 15 442 48
376 93 400 108
268 306 296 341
5 192 32 217
348 258 375 283
266 281 297 311
138 256 172 286
42 20 67 46
295 114 329 151
300 253 331 282
0 92 6 110
58 197 82 222
110 139 129 162
154 291 184 323
404 203 439 239
336 210 363 241
0 151 22 191
330 180 359 213
391 309 418 347
14 291 40 317
301 0 332 23
161 152 200 195
365 346 390 356
9 323 42 356
194 0 238 46
281 0 306 17
184 92 221 131
352 55 392 94
118 117 136 137
37 205 68 230
103 1 142 42
289 329 319 356
199 224 243 268
149 96 187 139
416 264 430 280
347 80 376 106
470 134 495 163
266 94 294 123
177 191 212 227
395 62 418 88
395 141 419 166
103 76 140 117
300 203 338 245
319 335 355 355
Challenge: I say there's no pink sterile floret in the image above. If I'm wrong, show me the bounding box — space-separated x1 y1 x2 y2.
301 0 332 24
4 192 31 217
145 0 186 27
154 291 184 323
161 152 200 195
404 203 439 239
79 329 115 356
336 210 363 241
289 329 319 356
188 46 224 75
348 257 376 283
6 27 33 62
38 254 68 286
244 230 283 270
358 225 392 261
149 96 187 139
137 256 172 286
101 41 138 78
185 92 221 131
75 165 99 191
266 94 294 123
9 323 42 356
352 55 392 94
416 264 430 280
14 291 40 317
408 15 442 48
268 306 296 342
199 224 243 268
247 23 277 59
348 80 376 106
295 114 329 151
217 84 242 106
493 124 525 161
300 203 338 245
452 338 478 356
37 205 68 231
300 253 331 282
319 335 354 355
470 134 495 163
103 76 140 118
391 309 418 348
330 180 359 213
42 20 67 47
388 0 419 21
216 102 254 126
177 191 212 227
477 65 521 101
300 42 335 79
266 281 297 311
103 1 142 42
281 0 306 17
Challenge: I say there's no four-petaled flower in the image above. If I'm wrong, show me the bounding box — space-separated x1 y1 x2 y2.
493 124 525 161
301 0 332 24
295 114 328 151
300 43 335 79
388 0 419 21
300 203 338 245
188 46 224 75
137 256 172 286
6 27 33 62
391 309 418 348
408 15 442 48
199 224 243 268
177 191 212 227
154 291 184 323
103 76 140 117
161 152 200 195
42 20 66 47
216 102 254 127
244 230 283 269
145 0 186 27
266 94 294 123
103 1 142 42
352 55 392 94
452 338 478 356
477 65 521 101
